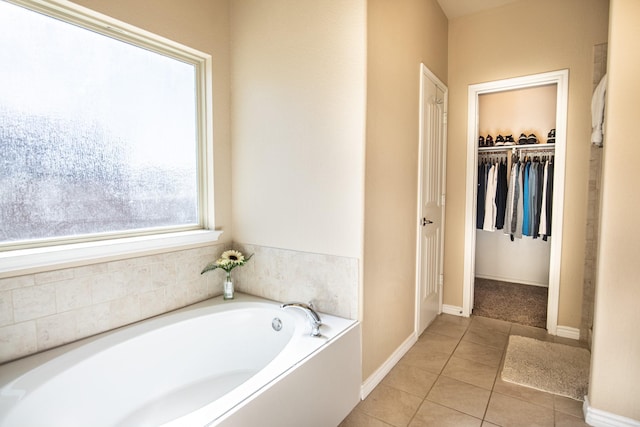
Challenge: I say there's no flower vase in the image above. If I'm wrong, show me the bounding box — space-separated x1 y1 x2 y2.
223 271 234 300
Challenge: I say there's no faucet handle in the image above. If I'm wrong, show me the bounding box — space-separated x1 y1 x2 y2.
280 302 323 337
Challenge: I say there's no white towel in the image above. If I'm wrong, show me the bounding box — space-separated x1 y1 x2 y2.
591 74 607 146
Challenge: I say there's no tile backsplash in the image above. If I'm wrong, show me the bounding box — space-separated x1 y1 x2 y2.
0 244 222 363
232 243 359 320
0 242 359 363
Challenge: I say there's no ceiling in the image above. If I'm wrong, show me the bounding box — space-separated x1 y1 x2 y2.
436 0 521 19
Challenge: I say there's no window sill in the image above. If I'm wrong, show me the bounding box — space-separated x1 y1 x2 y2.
0 229 223 278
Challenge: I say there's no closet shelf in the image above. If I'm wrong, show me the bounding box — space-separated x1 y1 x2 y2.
478 143 556 152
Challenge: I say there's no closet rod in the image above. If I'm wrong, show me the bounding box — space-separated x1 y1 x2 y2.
478 143 555 153
477 150 510 156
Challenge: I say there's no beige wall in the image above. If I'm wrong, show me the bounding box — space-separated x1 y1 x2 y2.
445 0 609 329
363 0 448 379
230 0 366 259
478 85 557 143
589 0 640 420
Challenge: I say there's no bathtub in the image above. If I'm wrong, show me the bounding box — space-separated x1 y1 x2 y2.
0 293 361 427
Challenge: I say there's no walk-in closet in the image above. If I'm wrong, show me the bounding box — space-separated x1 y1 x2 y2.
463 71 569 332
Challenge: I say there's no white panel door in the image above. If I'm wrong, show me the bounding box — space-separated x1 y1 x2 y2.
417 65 447 335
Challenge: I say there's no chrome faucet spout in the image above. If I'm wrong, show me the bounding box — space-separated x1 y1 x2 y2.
281 302 323 337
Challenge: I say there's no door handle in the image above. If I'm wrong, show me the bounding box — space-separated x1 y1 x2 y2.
422 218 433 226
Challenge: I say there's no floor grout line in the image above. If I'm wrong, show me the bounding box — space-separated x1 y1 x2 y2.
341 313 590 427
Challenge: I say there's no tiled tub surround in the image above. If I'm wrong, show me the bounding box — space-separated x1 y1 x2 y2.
0 243 359 363
232 244 359 320
0 244 223 363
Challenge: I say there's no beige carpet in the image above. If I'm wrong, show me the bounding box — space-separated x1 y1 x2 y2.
501 335 590 401
474 278 547 328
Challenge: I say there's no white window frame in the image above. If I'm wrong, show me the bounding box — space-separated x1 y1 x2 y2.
0 0 221 276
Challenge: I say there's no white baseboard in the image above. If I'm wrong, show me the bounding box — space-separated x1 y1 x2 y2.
360 332 417 400
475 273 549 288
556 325 580 340
360 305 466 399
442 304 464 316
584 396 640 427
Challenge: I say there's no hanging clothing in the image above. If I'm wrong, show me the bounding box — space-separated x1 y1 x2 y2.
476 161 486 229
539 160 549 238
545 160 554 238
483 162 498 231
507 161 523 239
504 160 517 240
529 161 539 237
495 160 508 230
536 161 545 235
477 150 553 242
532 160 544 238
515 161 524 239
522 162 531 236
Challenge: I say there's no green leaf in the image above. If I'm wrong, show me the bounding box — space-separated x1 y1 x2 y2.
200 261 220 275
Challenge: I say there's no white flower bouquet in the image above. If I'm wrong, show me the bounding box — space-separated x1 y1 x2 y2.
201 250 253 300
201 250 253 275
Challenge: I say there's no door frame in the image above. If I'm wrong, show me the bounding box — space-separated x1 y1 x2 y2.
462 69 569 335
415 63 448 335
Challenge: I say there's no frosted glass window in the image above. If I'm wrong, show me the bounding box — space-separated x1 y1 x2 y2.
0 1 205 248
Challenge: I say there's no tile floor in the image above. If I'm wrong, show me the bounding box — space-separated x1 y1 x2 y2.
339 314 590 427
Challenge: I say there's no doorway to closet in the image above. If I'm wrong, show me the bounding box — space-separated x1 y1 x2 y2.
462 70 569 334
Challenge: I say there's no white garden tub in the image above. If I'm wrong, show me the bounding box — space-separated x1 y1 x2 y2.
0 294 361 427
